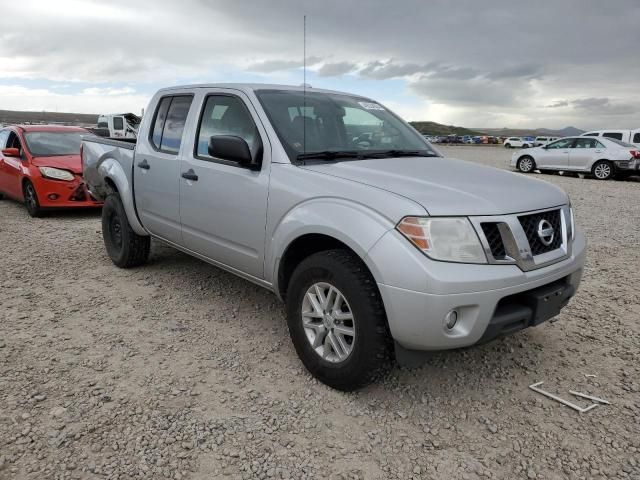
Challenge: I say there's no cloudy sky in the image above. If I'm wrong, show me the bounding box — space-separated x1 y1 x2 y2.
1 0 639 129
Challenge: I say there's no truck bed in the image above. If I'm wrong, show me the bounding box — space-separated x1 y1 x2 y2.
82 136 136 201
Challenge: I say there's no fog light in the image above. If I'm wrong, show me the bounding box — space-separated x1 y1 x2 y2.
444 310 458 330
48 193 60 200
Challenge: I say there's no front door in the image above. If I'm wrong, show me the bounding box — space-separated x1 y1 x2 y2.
536 138 574 169
179 90 270 279
0 131 26 199
569 137 601 171
133 95 193 245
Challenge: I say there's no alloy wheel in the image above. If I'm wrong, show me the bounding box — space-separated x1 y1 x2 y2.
594 163 611 179
519 157 534 172
301 282 355 363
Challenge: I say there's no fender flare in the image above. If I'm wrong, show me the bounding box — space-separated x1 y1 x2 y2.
98 158 147 236
268 197 395 295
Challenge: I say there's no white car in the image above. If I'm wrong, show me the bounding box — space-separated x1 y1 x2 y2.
503 137 533 148
511 136 640 180
534 136 559 147
581 129 640 147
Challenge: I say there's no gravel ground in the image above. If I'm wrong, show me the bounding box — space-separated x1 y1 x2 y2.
1 146 639 480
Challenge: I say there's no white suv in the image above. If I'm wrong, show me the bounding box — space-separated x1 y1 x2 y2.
504 137 533 148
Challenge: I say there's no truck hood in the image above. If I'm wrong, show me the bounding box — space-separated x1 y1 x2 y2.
300 156 568 216
31 155 82 174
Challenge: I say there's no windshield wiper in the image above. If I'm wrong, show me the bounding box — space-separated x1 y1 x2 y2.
362 150 439 158
296 150 363 162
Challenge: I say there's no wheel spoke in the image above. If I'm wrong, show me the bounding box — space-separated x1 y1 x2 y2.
327 331 347 360
305 292 324 317
311 325 327 349
314 284 327 309
333 324 354 337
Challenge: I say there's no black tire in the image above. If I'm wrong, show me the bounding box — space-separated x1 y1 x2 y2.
102 193 150 268
504 143 511 148
286 249 392 391
517 156 536 173
592 160 614 180
23 181 45 218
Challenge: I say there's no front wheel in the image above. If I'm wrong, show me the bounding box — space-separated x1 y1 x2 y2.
504 143 511 148
23 181 45 217
517 156 536 173
286 249 392 391
102 193 150 268
592 160 613 180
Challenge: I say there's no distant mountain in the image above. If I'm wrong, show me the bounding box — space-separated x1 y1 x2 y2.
409 121 482 136
474 126 585 137
0 109 98 126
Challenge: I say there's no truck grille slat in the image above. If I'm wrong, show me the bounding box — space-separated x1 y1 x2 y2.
518 210 562 255
480 222 506 260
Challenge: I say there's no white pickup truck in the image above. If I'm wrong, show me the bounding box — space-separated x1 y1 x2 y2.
83 83 586 390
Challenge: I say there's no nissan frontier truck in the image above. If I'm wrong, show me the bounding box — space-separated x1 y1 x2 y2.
82 84 586 390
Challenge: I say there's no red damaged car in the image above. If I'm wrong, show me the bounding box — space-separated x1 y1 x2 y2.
0 125 102 217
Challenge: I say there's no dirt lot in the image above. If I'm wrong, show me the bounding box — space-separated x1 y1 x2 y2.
1 146 639 480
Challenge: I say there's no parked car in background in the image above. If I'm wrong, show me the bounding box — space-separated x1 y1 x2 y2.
83 83 585 390
511 136 640 180
581 129 640 147
504 137 533 148
534 136 559 147
0 125 102 216
96 113 141 138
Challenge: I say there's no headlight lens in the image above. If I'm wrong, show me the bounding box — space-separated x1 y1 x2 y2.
39 167 75 181
397 217 487 264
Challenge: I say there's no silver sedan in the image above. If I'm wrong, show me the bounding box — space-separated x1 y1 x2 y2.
510 136 640 180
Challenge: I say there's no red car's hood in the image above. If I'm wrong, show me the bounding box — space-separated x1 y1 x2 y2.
31 155 82 175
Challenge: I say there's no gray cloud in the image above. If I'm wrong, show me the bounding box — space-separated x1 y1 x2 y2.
546 100 570 108
316 62 357 77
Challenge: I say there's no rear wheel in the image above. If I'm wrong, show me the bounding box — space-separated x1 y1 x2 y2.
592 160 613 180
504 143 511 148
286 249 392 391
102 193 150 268
23 181 44 217
517 156 535 173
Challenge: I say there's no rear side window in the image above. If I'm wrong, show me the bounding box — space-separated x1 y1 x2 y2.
603 132 623 140
150 95 193 154
633 133 640 143
573 138 597 148
113 117 124 131
0 130 9 148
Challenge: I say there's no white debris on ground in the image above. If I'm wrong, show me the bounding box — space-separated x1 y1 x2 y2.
0 146 638 479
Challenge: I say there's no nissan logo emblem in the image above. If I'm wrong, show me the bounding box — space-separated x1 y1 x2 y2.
537 219 555 246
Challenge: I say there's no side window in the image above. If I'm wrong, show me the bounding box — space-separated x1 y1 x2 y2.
603 132 623 140
583 133 599 137
547 138 574 149
633 133 640 143
0 130 9 148
573 138 596 148
6 132 22 151
97 121 108 129
149 95 193 154
113 117 124 131
196 95 259 161
595 141 606 148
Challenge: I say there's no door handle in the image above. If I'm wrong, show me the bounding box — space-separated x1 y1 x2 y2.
137 159 150 170
595 150 603 153
181 169 198 181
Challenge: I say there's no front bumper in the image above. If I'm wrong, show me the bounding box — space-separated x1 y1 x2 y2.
366 228 586 351
34 176 103 209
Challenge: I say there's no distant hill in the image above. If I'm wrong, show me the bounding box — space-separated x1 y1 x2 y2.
0 109 98 126
476 126 585 137
409 121 482 136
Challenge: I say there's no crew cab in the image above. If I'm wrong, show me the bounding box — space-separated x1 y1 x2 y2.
82 84 586 390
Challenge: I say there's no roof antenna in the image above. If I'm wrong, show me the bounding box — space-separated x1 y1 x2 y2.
303 14 307 157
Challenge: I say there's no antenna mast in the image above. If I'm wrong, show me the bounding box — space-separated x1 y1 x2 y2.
303 14 306 155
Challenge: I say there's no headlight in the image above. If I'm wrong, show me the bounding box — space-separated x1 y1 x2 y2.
39 167 75 181
397 217 487 264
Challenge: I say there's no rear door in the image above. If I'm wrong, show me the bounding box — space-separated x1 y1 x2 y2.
0 131 26 198
569 137 601 170
536 138 574 169
179 89 271 278
0 129 11 195
133 94 194 245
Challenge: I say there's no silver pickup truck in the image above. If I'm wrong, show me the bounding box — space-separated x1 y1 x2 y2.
83 83 586 390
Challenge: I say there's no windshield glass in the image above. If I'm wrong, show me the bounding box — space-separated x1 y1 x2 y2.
255 89 439 161
24 132 86 156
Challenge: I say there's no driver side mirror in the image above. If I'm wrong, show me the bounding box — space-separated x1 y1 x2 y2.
208 135 262 170
2 147 21 157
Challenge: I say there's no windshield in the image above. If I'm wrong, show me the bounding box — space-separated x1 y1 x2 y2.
255 89 439 161
24 132 86 156
605 137 634 148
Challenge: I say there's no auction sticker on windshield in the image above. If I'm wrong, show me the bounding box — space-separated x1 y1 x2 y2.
358 101 385 111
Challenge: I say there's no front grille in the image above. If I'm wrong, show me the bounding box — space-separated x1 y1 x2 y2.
481 222 506 259
518 209 562 255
